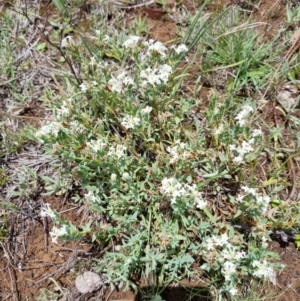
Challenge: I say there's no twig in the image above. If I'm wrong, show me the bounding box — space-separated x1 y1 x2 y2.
2 246 20 301
284 157 297 204
7 265 20 301
0 111 55 121
41 214 48 253
19 6 82 85
105 287 116 301
259 34 300 109
123 0 155 9
27 252 77 288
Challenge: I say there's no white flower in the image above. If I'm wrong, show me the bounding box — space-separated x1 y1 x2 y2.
160 177 186 204
171 44 188 54
252 129 262 137
228 287 238 296
230 139 254 165
111 173 117 181
90 56 97 66
61 35 75 48
69 121 86 133
140 65 172 87
242 186 257 196
50 225 67 244
241 140 253 153
40 203 56 220
252 260 276 280
204 237 215 251
185 184 207 209
222 245 246 262
158 64 172 83
108 71 134 93
222 261 237 281
57 104 70 117
87 139 106 152
175 140 186 149
108 145 127 159
235 105 253 126
236 194 245 203
196 198 207 209
167 145 179 163
37 122 63 138
102 35 110 42
215 233 229 247
123 35 140 49
261 236 269 248
141 106 153 115
108 75 123 93
145 40 167 58
122 172 130 181
140 67 160 86
85 191 99 203
79 82 88 92
121 115 140 129
215 124 224 135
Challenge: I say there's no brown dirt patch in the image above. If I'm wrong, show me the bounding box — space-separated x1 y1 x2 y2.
269 241 300 301
0 196 93 301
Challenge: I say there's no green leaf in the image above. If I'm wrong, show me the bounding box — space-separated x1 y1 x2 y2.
35 42 47 51
48 19 61 28
52 0 69 16
295 234 300 248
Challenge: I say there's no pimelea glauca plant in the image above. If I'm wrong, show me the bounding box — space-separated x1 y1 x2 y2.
36 3 284 299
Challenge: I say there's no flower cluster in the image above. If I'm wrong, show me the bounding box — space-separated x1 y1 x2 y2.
35 122 62 142
237 185 271 215
160 177 185 204
203 233 230 250
201 234 247 296
56 98 73 117
235 105 253 127
229 139 254 164
121 114 141 130
166 140 190 163
123 35 140 49
252 260 276 280
85 190 101 203
160 177 207 209
107 144 127 159
87 139 106 152
40 203 57 220
50 225 67 244
140 64 172 87
141 106 153 115
144 39 168 58
40 204 67 244
171 44 189 54
108 71 134 93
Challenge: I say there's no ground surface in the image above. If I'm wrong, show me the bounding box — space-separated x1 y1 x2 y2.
0 0 300 300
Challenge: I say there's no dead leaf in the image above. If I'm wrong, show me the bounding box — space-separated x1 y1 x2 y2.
143 8 167 20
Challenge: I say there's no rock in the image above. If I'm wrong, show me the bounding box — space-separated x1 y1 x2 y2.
75 271 104 294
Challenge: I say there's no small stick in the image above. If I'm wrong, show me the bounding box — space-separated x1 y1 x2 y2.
7 265 20 301
105 287 116 301
284 158 297 204
259 35 300 110
27 253 76 288
40 200 49 253
122 0 155 9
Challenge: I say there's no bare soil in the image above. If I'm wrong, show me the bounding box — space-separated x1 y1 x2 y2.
0 0 300 300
